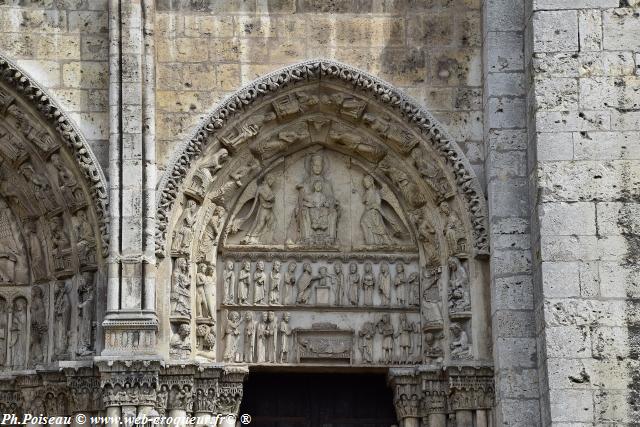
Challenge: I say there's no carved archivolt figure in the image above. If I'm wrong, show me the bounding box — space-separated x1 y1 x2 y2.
362 262 375 306
413 208 440 267
223 260 235 304
50 153 82 206
54 281 71 357
283 262 297 304
377 314 395 364
0 298 6 366
269 260 282 305
30 286 47 364
10 298 27 368
237 260 251 305
394 262 407 306
333 262 344 306
348 262 360 306
448 257 471 313
411 146 450 201
358 321 375 363
253 260 266 305
289 153 339 246
360 175 397 246
195 263 211 319
50 215 71 254
440 201 466 255
378 262 391 306
450 323 470 359
243 312 256 363
77 272 95 356
19 162 57 211
172 199 199 253
223 311 241 362
23 220 46 280
279 312 292 363
238 174 276 245
0 198 19 283
171 257 191 317
296 262 314 304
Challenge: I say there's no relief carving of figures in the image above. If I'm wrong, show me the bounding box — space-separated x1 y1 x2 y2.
362 262 375 306
237 260 251 305
74 210 96 266
333 262 344 306
234 174 276 245
408 272 420 307
422 269 443 327
265 311 277 362
256 312 268 363
19 162 57 212
448 257 470 313
10 298 27 368
398 313 415 363
394 262 406 306
288 152 340 247
0 298 6 366
378 262 391 306
0 198 20 283
440 202 466 255
450 323 470 359
411 146 450 201
283 262 297 305
423 332 444 364
24 220 46 280
195 263 211 319
223 261 236 304
220 112 276 149
358 321 375 364
243 312 256 363
199 204 225 261
202 148 229 179
269 260 281 305
253 260 266 305
50 215 71 271
413 208 440 268
30 286 47 365
223 311 241 362
296 262 314 304
50 153 82 207
328 123 386 164
196 322 216 352
171 257 191 318
54 281 71 358
172 199 199 254
360 175 399 246
156 385 169 416
77 272 95 356
378 157 426 209
377 314 395 364
279 312 291 363
347 262 360 306
170 323 191 359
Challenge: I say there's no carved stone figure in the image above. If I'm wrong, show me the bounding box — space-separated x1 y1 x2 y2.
329 122 385 163
422 269 443 327
19 162 57 211
269 260 281 305
279 312 292 363
423 332 444 364
0 298 6 366
77 272 95 356
450 323 470 359
362 262 375 306
266 311 277 362
172 199 199 253
411 146 450 201
394 262 407 306
170 323 191 359
202 148 229 178
51 153 82 207
289 152 339 246
196 263 211 318
378 262 391 306
24 220 46 280
256 311 268 363
237 174 276 245
171 257 191 318
448 257 471 313
377 314 395 364
413 208 440 267
196 322 216 352
361 175 397 245
284 262 297 304
10 298 27 368
296 262 314 304
440 202 466 255
408 272 420 307
54 281 71 357
0 198 19 283
220 112 275 149
333 262 344 306
348 262 360 306
223 260 235 304
199 204 225 261
237 260 251 305
358 321 375 363
378 158 426 209
50 215 71 271
253 260 266 305
398 313 414 363
74 210 96 265
223 311 242 362
30 286 47 365
243 312 256 363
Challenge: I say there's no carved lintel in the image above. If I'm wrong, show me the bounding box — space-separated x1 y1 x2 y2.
101 316 159 355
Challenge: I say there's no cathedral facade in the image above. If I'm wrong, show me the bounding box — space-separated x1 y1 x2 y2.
0 0 638 425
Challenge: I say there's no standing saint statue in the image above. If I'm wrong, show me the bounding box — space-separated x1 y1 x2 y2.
77 272 95 356
269 260 282 305
0 198 19 283
243 312 256 363
223 311 241 362
10 298 27 368
378 262 391 306
296 263 314 304
54 281 71 357
284 262 297 305
237 260 251 305
237 174 276 245
30 287 47 364
223 261 235 304
171 257 191 317
288 152 340 246
279 312 292 363
253 260 267 305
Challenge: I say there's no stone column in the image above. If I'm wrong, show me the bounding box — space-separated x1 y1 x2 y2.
388 368 422 427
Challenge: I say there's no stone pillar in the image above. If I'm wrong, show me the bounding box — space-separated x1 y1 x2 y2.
388 368 422 427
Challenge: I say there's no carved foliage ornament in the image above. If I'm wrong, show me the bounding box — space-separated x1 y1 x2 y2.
156 60 489 257
0 54 109 255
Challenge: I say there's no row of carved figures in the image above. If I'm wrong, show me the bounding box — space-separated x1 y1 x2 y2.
0 272 95 370
222 259 421 308
223 311 292 364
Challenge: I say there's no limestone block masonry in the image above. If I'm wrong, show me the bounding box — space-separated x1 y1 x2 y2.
0 0 637 425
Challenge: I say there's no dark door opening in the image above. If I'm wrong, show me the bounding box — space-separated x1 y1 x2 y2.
239 372 397 427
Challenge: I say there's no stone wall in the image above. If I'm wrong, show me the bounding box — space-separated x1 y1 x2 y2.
527 0 640 424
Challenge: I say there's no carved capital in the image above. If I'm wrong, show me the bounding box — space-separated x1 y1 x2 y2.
388 368 422 420
67 373 102 413
447 366 494 411
215 365 248 416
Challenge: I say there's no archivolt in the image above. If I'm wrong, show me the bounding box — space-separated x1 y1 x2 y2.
156 60 488 257
0 54 109 253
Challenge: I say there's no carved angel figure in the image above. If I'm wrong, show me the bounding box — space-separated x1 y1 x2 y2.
238 174 276 245
360 175 398 246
